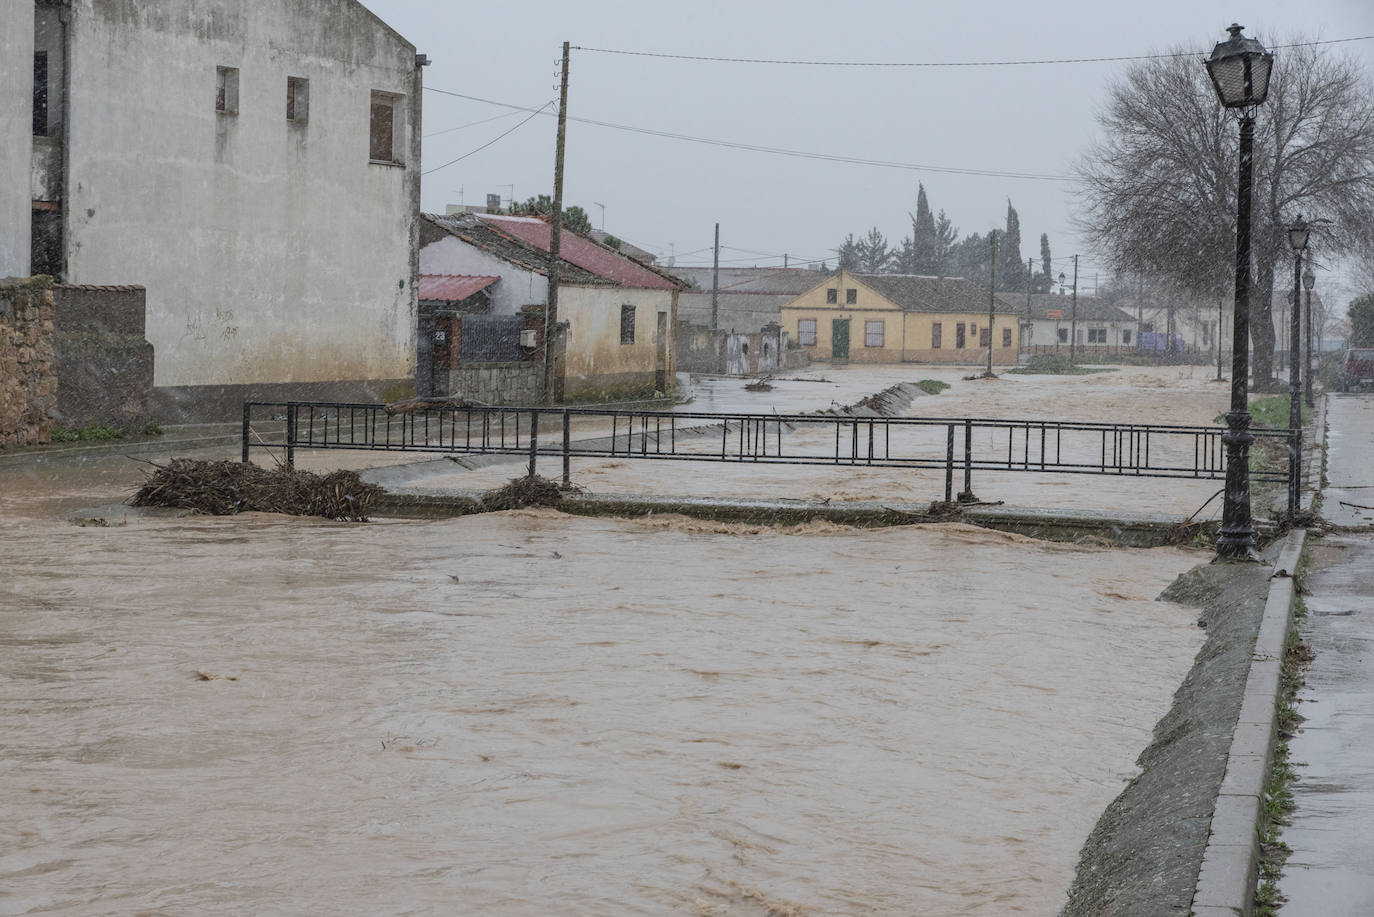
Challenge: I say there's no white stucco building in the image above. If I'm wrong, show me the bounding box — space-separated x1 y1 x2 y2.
1018 293 1139 352
420 212 684 400
4 0 424 418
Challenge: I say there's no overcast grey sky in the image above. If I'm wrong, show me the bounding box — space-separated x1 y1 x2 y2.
363 0 1374 297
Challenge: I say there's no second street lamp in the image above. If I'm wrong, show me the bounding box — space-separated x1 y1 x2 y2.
1286 215 1309 518
1206 23 1273 560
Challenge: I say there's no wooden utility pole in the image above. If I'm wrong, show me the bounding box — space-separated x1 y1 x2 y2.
1025 257 1033 356
710 222 720 331
544 40 570 405
987 231 996 376
1137 273 1144 352
1069 254 1079 364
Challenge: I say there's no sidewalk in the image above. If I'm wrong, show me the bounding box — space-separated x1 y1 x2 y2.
1281 393 1374 914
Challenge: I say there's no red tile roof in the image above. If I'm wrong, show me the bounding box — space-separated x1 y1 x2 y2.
478 214 680 291
419 274 499 301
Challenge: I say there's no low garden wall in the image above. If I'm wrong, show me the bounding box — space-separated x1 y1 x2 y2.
0 277 56 447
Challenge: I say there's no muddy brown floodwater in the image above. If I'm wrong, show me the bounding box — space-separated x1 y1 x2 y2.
1 461 1206 915
399 364 1236 515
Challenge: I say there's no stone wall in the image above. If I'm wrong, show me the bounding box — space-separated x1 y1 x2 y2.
440 362 543 406
1 277 57 447
52 284 155 432
675 322 726 374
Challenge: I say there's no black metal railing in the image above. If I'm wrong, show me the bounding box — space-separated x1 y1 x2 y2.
242 401 1295 503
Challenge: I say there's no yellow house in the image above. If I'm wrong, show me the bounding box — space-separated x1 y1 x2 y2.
779 271 1022 364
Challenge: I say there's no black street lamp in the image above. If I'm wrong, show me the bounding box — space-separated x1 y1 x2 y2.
1206 23 1273 560
1303 260 1316 407
1286 215 1309 517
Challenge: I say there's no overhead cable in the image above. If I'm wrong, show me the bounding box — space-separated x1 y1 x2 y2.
423 88 1072 181
570 35 1374 68
422 101 554 176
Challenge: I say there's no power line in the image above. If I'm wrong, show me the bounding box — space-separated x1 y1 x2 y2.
423 87 1072 181
423 109 525 139
422 102 554 176
570 35 1374 68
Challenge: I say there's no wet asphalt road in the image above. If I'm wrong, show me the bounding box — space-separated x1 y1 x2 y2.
1282 394 1374 915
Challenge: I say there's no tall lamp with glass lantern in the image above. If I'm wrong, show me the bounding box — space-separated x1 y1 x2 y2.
1205 23 1273 559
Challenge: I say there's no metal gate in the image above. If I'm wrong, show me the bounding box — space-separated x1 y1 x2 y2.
460 315 527 363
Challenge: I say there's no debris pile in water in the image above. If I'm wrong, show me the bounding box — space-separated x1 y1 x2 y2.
129 459 382 521
479 475 566 511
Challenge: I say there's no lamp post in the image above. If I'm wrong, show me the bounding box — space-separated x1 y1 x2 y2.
1286 215 1309 518
1217 296 1225 381
1206 23 1273 559
1303 260 1316 407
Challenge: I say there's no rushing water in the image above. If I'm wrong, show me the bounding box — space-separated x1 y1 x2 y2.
388 364 1234 516
1 458 1205 915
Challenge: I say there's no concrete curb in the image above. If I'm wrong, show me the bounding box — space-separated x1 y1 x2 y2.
1191 529 1306 916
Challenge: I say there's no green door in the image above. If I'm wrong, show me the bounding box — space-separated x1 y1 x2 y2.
832 319 850 361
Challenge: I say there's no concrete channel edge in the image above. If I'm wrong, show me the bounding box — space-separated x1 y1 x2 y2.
372 488 1232 548
1190 528 1307 917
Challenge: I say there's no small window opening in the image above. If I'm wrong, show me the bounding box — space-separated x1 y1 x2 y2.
620 304 636 344
825 288 837 304
33 52 49 135
216 66 239 114
370 90 404 163
287 77 309 121
846 288 857 305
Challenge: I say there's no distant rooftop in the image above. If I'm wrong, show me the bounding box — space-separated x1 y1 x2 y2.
477 214 683 291
853 273 1020 315
670 265 830 296
1010 292 1138 323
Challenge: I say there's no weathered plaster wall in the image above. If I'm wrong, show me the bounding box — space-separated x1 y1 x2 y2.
0 4 35 277
419 236 553 312
1024 319 1134 349
782 308 1019 364
0 278 56 447
559 285 674 396
63 0 420 388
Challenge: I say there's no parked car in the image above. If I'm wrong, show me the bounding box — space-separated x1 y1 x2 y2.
1337 348 1374 392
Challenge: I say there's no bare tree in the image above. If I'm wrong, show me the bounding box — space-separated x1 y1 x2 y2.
1077 38 1374 387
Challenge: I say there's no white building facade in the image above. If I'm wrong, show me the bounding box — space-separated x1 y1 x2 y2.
5 0 424 417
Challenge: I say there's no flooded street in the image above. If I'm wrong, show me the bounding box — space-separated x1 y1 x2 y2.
1 450 1207 915
390 364 1237 516
685 363 1230 427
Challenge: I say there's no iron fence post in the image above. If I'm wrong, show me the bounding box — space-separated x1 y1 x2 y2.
945 424 955 502
957 419 976 502
528 410 539 478
241 402 250 463
562 410 571 486
285 403 296 470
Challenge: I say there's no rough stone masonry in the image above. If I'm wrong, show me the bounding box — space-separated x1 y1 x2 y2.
0 276 56 447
